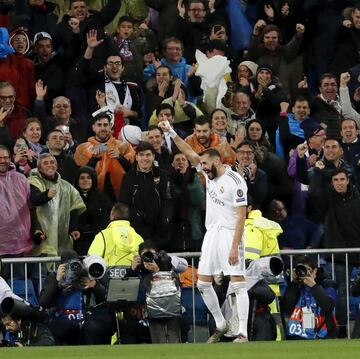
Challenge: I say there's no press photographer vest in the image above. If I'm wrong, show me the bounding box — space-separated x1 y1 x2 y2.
145 271 181 319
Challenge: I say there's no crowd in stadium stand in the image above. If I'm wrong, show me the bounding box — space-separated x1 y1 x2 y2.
2 0 360 345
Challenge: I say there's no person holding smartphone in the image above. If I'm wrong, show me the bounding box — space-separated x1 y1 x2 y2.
12 137 37 176
74 112 135 202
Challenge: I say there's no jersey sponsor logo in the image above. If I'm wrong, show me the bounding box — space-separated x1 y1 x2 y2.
236 198 246 203
208 189 225 206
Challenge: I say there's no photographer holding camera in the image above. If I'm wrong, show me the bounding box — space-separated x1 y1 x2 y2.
38 249 114 345
282 255 337 339
0 298 54 347
130 240 187 343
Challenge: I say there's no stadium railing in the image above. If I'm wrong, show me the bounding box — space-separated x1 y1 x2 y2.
1 248 360 341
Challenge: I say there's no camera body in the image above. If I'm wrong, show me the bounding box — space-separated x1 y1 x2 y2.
60 259 88 289
59 256 107 289
141 251 157 263
294 264 310 279
141 250 172 271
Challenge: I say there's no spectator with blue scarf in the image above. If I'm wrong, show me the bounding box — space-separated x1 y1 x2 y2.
276 96 311 161
143 37 193 90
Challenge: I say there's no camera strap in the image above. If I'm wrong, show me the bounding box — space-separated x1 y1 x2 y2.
100 231 106 258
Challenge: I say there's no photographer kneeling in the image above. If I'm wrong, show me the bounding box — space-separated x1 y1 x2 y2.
0 298 54 346
131 240 188 343
282 255 337 339
39 250 114 345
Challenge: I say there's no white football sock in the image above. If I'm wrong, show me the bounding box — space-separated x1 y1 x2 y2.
197 280 226 330
230 281 249 337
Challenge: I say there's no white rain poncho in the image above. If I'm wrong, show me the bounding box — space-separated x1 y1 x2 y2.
28 169 86 256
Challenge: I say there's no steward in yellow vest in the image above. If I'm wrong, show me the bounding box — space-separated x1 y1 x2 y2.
245 208 284 340
88 203 143 266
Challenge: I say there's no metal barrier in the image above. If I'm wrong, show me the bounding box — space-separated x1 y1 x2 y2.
1 256 60 302
1 248 360 341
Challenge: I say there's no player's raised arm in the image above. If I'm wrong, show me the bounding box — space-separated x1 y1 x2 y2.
158 121 200 167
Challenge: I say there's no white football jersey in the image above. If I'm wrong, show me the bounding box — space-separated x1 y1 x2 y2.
204 166 248 230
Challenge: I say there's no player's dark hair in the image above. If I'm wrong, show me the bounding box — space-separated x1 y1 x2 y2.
199 148 221 158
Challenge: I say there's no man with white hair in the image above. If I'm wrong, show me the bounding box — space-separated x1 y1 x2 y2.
28 153 86 256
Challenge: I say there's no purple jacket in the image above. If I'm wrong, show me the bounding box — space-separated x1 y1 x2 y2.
287 149 308 216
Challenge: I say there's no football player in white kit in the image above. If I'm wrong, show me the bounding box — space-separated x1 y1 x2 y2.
159 121 249 344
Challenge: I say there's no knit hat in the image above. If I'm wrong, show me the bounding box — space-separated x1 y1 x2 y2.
60 249 79 264
256 64 273 76
9 28 30 54
238 61 258 77
300 118 324 140
120 125 142 146
33 31 52 44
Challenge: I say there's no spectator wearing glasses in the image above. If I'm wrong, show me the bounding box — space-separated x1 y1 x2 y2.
234 140 268 209
175 0 226 64
33 80 88 144
83 30 142 126
143 37 194 90
0 81 29 142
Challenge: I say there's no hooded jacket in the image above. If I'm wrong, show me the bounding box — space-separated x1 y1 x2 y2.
0 28 35 110
73 166 113 255
0 163 33 255
28 169 86 256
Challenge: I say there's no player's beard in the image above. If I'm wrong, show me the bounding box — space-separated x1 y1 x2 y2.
207 164 218 180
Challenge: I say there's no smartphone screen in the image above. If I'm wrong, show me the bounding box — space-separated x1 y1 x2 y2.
99 143 107 152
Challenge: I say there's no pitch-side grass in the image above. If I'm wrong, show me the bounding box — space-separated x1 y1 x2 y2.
1 340 360 359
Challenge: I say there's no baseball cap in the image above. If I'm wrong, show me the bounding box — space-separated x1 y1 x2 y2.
33 32 52 44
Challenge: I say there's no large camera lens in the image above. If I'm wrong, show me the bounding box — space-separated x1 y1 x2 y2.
88 262 105 279
69 260 83 272
294 264 309 278
142 251 155 263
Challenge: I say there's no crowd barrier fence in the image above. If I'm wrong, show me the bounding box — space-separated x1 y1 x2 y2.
2 248 360 341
